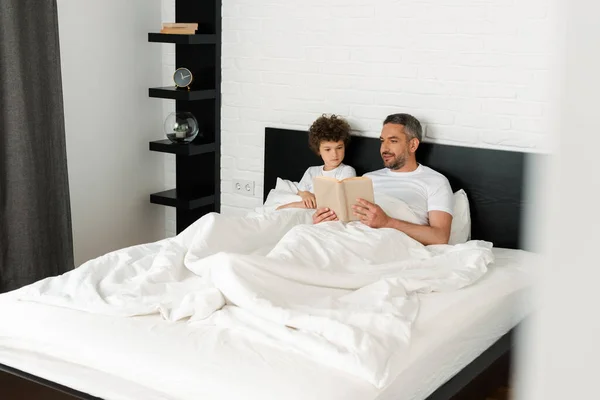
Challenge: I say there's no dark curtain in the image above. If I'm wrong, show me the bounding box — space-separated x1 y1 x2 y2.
0 0 73 292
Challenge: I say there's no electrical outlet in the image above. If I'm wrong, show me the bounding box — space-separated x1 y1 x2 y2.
232 179 255 197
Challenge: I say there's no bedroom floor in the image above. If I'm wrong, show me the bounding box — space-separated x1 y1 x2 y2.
487 386 511 400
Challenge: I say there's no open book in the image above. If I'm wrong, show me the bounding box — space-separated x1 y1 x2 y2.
313 176 374 222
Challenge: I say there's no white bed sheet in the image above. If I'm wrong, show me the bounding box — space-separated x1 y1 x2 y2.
0 248 537 400
376 247 537 400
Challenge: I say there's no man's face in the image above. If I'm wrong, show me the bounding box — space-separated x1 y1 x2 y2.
319 140 345 170
380 124 415 170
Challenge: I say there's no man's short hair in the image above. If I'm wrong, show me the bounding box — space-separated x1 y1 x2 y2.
308 114 351 155
383 113 423 142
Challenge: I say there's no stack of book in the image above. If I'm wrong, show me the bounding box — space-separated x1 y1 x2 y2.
160 23 198 35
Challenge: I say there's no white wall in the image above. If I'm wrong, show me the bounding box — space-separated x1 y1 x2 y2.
160 0 177 238
218 0 557 216
58 0 166 265
513 0 600 398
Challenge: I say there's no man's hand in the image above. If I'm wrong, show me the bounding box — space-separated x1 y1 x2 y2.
313 207 338 224
298 191 317 209
352 199 391 228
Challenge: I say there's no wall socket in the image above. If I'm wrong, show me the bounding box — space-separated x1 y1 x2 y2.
232 179 255 197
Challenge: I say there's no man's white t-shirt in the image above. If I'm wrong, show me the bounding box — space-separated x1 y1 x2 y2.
297 163 356 193
364 164 454 225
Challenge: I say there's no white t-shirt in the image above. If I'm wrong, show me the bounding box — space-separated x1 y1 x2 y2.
297 163 356 193
364 164 454 225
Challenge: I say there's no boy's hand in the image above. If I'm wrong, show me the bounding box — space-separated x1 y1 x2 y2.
299 191 317 209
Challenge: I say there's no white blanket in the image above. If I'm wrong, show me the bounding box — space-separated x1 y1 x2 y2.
17 195 493 388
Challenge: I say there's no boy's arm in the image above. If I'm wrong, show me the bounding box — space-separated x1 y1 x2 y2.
297 190 316 208
276 201 306 210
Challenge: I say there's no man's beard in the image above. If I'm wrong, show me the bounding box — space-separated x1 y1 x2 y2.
383 152 407 170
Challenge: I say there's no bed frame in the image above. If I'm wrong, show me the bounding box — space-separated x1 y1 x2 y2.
0 126 532 399
264 127 526 249
264 127 532 399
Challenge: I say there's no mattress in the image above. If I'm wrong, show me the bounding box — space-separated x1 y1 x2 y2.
377 247 537 400
0 247 537 400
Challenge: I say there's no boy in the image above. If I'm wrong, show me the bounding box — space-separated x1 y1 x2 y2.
278 114 356 210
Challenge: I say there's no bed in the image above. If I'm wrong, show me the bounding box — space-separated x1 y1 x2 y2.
0 127 539 399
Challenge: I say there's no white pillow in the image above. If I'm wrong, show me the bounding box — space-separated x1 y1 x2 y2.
274 177 299 193
374 193 421 225
258 178 301 213
448 189 471 245
378 189 471 244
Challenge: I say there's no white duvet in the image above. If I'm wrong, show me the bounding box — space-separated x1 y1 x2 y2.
17 190 493 389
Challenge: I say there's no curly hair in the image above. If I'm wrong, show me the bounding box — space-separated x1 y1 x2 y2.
308 114 351 155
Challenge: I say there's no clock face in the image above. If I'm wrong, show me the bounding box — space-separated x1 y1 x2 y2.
173 68 193 88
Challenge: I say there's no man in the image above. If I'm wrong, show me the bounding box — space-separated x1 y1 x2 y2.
312 113 454 245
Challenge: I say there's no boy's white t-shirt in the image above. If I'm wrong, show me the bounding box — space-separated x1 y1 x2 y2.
297 163 356 193
364 164 454 225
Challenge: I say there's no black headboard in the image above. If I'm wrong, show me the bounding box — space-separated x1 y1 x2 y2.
264 127 531 250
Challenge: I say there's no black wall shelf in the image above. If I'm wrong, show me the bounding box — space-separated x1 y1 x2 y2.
148 0 222 234
148 33 217 45
148 87 216 101
150 188 216 210
149 140 216 156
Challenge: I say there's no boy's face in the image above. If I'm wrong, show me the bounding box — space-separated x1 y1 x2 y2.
319 140 345 170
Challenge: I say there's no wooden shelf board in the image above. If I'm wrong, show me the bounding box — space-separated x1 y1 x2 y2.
148 87 216 101
149 139 216 156
150 188 215 210
148 33 217 44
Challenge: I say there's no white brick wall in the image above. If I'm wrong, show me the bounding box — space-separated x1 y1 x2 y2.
220 0 558 216
163 0 558 220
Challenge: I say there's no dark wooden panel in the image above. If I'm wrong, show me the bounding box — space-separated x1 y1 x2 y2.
149 140 216 156
147 33 217 44
0 364 99 399
149 188 215 210
176 204 216 233
176 45 216 90
264 128 322 195
213 0 222 215
176 1 217 34
175 99 217 144
417 143 525 251
264 127 533 249
148 87 216 101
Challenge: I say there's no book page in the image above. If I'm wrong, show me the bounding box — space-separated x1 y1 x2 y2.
314 177 347 221
341 177 375 222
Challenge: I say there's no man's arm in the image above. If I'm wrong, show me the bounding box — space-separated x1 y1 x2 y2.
352 199 452 245
385 211 452 245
